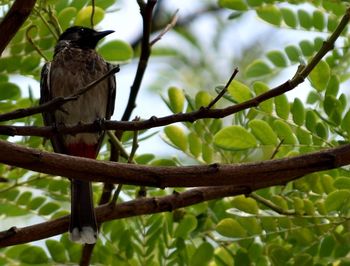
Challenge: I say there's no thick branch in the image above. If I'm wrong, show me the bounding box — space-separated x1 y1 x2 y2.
0 140 349 188
0 0 37 55
0 185 247 247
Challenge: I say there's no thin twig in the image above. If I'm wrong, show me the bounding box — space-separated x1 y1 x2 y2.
128 117 140 163
270 139 284 159
72 65 120 97
90 0 95 29
0 65 119 123
250 193 295 215
150 9 179 46
207 67 239 109
107 130 130 160
26 25 49 61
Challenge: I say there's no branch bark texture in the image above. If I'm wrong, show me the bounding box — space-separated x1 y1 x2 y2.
0 0 37 55
0 186 247 247
0 140 349 188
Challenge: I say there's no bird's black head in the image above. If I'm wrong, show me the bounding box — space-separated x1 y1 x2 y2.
57 26 114 50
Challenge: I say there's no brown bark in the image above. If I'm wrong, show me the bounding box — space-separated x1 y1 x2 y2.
0 0 37 55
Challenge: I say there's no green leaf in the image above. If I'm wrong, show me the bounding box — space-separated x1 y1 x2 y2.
216 218 247 238
28 196 46 210
274 94 290 119
38 202 60 215
334 177 350 189
296 128 311 145
17 191 32 205
195 91 213 108
267 244 291 265
98 40 133 62
135 154 155 164
168 86 185 113
0 82 21 100
319 235 336 257
74 6 105 27
246 0 263 6
284 45 301 62
231 195 259 214
174 214 197 238
298 10 312 29
327 15 338 32
325 190 350 212
46 239 68 263
238 217 261 235
95 0 116 9
291 98 305 126
294 253 313 266
273 120 296 144
214 125 257 150
188 132 201 157
324 95 339 117
58 7 77 30
299 40 314 57
326 74 339 97
312 10 325 31
281 8 298 28
219 0 248 11
305 110 318 131
266 50 287 67
315 122 328 139
19 246 49 264
21 55 41 73
309 60 330 91
256 5 282 26
253 82 273 113
248 119 278 145
341 110 350 136
227 80 252 102
202 143 213 163
245 60 271 78
164 125 188 151
190 242 214 266
0 202 27 216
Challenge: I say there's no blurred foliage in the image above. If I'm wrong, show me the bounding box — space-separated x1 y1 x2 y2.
1 0 350 265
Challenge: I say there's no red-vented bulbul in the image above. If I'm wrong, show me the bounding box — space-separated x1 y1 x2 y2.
40 26 116 244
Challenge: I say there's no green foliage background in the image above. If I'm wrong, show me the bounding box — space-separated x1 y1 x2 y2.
1 0 350 265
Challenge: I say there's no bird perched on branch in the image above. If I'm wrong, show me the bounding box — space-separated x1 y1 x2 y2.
40 26 116 244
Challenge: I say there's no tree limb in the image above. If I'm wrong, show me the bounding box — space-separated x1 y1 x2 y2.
0 139 349 188
0 185 248 247
121 0 157 121
0 0 37 56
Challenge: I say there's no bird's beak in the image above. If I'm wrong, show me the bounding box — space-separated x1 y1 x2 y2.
93 30 115 41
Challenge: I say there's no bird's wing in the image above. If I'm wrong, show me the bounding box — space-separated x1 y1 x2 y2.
40 62 53 126
40 62 67 154
105 63 117 120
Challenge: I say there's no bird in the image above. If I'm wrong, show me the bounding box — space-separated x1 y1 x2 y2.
40 26 116 244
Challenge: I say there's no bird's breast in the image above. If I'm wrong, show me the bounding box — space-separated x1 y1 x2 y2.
50 48 109 145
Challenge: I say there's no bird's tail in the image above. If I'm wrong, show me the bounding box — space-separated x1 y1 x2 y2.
69 179 98 244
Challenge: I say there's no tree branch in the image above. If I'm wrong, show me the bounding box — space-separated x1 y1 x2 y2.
0 139 349 188
0 185 248 247
121 0 157 121
0 5 348 134
0 0 37 56
0 65 119 122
